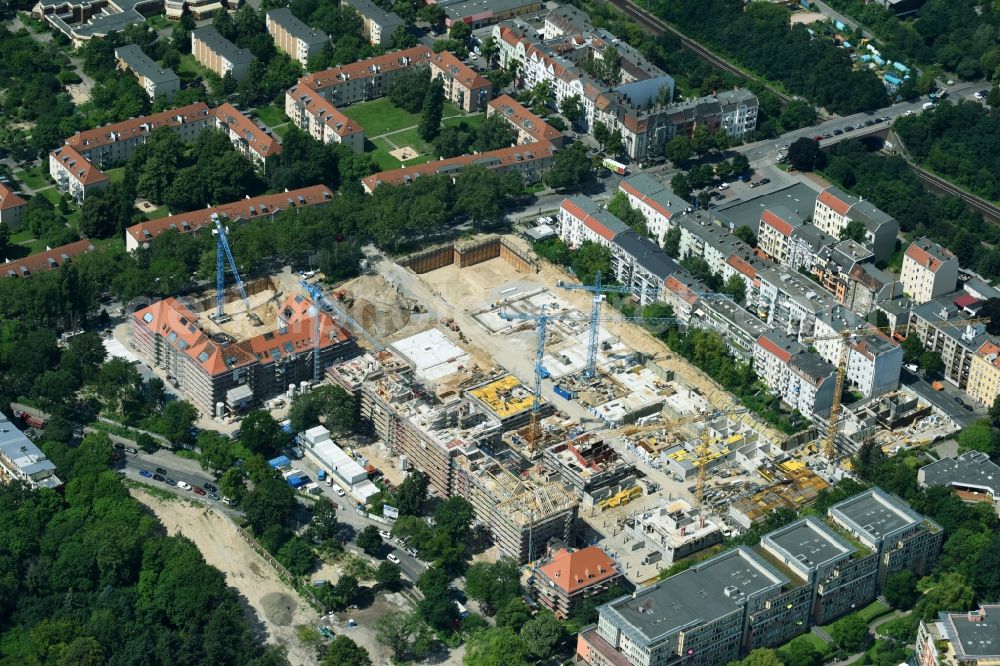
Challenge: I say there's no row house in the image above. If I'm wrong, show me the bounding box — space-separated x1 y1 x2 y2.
284 83 365 152
753 331 836 419
812 186 898 262
900 237 959 304
429 50 493 112
690 293 769 364
968 339 1000 409
618 172 691 245
1 239 95 279
813 306 902 398
910 296 992 389
752 266 838 339
266 8 328 67
300 45 433 106
124 185 334 251
487 94 564 147
362 140 556 192
191 26 253 80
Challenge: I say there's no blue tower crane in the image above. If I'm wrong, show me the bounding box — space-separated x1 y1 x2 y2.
299 279 385 383
556 271 660 378
212 214 252 321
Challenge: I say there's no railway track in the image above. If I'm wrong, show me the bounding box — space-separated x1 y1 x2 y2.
876 150 1000 223
606 0 793 104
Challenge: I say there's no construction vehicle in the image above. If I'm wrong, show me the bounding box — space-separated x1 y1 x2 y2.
598 485 642 511
802 317 989 461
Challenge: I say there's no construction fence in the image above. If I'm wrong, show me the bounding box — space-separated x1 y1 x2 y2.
399 235 538 275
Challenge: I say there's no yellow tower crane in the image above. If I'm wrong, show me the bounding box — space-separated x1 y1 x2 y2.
802 317 990 461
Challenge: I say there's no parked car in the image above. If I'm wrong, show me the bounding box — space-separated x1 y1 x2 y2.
208 493 220 501
833 129 844 135
124 447 138 455
379 530 392 540
153 474 165 482
334 487 345 497
155 467 166 474
193 486 206 496
405 547 418 557
139 469 153 478
177 481 192 491
386 553 401 564
843 125 856 132
822 132 832 139
163 478 176 486
203 483 217 492
758 177 771 185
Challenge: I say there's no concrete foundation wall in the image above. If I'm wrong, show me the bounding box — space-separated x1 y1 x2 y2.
399 236 539 274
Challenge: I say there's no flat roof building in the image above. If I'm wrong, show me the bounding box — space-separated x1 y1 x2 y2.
115 44 180 101
918 605 1000 666
0 411 61 490
918 452 1000 506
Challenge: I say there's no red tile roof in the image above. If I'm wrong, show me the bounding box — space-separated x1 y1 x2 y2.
817 188 852 217
761 208 794 236
125 184 334 248
302 45 432 92
66 102 212 152
213 103 282 159
904 240 954 273
1 240 95 278
537 547 618 595
726 253 757 279
561 197 618 241
362 140 556 191
50 145 108 186
132 295 351 376
664 275 699 305
431 50 491 90
756 333 793 363
287 83 364 138
488 94 562 143
0 182 26 211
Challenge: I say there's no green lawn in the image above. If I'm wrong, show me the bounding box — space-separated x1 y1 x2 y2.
443 113 484 131
8 229 47 255
779 633 831 658
35 187 62 207
254 104 289 128
390 127 432 154
342 98 421 136
91 237 125 252
105 167 126 184
271 123 293 139
177 53 212 81
145 13 173 30
14 166 50 191
143 207 171 220
858 600 891 623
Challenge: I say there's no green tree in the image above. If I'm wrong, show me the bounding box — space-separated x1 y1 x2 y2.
95 358 144 416
80 183 135 239
323 635 372 666
883 570 918 609
239 410 287 455
155 400 198 444
972 533 1000 601
219 467 248 503
464 627 530 666
495 597 531 632
735 648 785 666
465 558 521 615
670 172 692 202
560 94 584 127
418 75 445 141
375 612 435 661
734 225 756 247
901 334 923 364
722 274 746 304
840 220 867 242
919 351 944 377
375 561 402 590
357 525 384 556
916 573 975 621
664 135 692 165
473 114 515 153
417 565 458 629
241 477 296 534
389 65 430 113
543 141 592 190
957 422 1000 457
786 137 822 171
780 636 823 666
828 614 868 652
519 610 565 659
990 394 1000 427
396 470 429 516
277 536 315 576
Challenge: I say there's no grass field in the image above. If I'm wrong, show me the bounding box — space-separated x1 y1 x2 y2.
779 633 831 657
342 99 421 136
858 600 891 623
105 167 126 184
254 104 289 128
177 54 213 82
271 124 293 139
145 14 172 30
8 229 47 255
143 207 171 220
14 165 50 191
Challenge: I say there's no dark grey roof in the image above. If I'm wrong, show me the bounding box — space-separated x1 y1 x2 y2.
790 224 837 252
437 0 538 20
911 297 989 350
340 0 403 31
715 182 821 231
544 5 592 33
762 516 854 575
789 350 836 385
613 230 681 280
919 452 1000 497
601 547 786 646
0 411 60 488
828 487 928 544
115 44 180 86
266 7 329 45
942 607 1000 659
192 26 253 65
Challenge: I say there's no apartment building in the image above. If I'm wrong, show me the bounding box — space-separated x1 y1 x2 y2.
580 489 941 666
828 487 942 586
560 195 629 250
618 173 690 245
437 0 542 29
753 331 836 419
429 50 492 112
124 184 334 251
918 605 1000 666
115 44 180 100
678 215 754 279
759 516 878 625
751 266 838 339
48 144 109 202
298 45 433 106
609 230 686 307
266 8 328 67
919 452 1000 506
910 296 991 388
812 187 898 262
487 94 563 147
812 306 902 398
787 224 837 273
900 237 959 304
0 182 27 230
621 498 723 566
757 206 804 265
361 140 556 192
191 26 253 80
131 295 357 415
213 102 282 170
342 0 403 45
968 339 1000 408
691 293 769 364
0 411 61 490
716 89 759 138
164 0 231 20
531 547 621 619
1 240 95 279
543 4 591 38
284 83 365 152
33 0 160 47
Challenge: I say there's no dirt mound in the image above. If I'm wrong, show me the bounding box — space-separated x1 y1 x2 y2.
343 274 416 337
261 592 296 626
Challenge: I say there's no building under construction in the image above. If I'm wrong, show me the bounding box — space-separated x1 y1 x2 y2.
131 288 357 416
352 347 576 561
728 460 830 528
542 434 636 504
